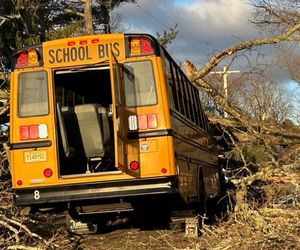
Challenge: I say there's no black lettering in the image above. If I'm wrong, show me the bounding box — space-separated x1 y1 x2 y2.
62 48 70 63
78 46 85 60
85 46 92 60
105 44 109 58
70 47 77 61
98 44 105 58
48 50 55 64
113 42 120 57
56 49 62 63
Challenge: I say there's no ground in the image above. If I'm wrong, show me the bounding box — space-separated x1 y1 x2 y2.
0 153 299 249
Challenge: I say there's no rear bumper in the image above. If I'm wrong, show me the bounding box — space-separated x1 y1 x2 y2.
14 176 178 206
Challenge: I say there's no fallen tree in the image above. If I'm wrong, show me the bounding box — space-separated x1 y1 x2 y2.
183 21 300 167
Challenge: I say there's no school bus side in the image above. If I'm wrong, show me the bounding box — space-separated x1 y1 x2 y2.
160 47 223 204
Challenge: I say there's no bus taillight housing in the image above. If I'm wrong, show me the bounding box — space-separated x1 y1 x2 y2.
128 114 158 131
14 46 42 69
19 124 48 141
128 36 154 56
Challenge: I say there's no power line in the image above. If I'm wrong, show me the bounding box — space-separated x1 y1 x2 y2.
123 3 187 54
135 3 170 32
148 0 210 49
133 1 212 65
133 3 194 60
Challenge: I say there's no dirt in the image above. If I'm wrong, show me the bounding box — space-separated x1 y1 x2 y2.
27 212 200 250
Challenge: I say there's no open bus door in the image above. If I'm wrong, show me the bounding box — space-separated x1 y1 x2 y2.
109 51 126 172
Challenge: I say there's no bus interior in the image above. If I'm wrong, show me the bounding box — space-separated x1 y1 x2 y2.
54 65 118 176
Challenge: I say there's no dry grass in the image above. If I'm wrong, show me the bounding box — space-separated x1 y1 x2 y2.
0 148 299 249
194 162 300 250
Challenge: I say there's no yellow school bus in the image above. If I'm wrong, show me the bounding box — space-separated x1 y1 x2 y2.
9 33 224 233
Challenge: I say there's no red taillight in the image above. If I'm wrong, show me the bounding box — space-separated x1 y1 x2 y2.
43 168 53 178
147 114 158 129
141 38 153 54
28 125 39 140
16 52 28 67
19 124 48 141
138 115 148 130
16 180 23 186
20 126 29 141
67 41 76 46
130 161 139 170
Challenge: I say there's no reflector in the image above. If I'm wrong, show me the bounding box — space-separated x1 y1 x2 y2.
161 168 167 174
130 161 139 170
16 180 23 186
44 168 53 178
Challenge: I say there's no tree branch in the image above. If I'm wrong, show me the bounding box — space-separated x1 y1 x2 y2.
64 8 85 18
191 23 300 81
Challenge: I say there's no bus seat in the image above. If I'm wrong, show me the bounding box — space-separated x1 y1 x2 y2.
98 106 113 157
61 106 85 158
56 103 74 158
75 104 105 159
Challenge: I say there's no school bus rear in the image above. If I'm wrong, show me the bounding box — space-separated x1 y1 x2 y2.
9 34 177 207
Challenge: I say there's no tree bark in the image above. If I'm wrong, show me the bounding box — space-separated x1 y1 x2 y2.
84 0 94 35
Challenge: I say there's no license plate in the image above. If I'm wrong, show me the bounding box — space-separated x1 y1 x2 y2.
24 150 47 163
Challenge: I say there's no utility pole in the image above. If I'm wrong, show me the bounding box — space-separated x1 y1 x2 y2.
210 66 240 117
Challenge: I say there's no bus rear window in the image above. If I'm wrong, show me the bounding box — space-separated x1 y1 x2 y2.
18 71 49 117
123 61 157 107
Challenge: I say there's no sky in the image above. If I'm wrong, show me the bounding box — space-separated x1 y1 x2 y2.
113 0 300 120
113 0 259 67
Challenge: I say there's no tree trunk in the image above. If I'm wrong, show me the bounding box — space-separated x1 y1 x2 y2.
84 0 94 35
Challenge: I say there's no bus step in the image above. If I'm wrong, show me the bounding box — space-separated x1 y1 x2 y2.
75 202 134 215
66 213 98 235
170 210 197 233
185 217 199 238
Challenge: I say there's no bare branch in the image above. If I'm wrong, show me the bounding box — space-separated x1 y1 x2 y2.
191 23 300 81
64 8 85 18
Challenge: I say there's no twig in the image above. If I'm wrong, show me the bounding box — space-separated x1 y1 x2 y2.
7 246 41 250
0 219 20 243
0 215 43 240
